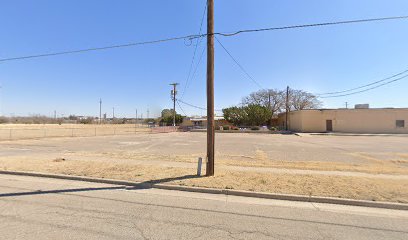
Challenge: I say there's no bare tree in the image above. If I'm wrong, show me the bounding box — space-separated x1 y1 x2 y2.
289 89 322 110
242 89 285 116
242 88 322 114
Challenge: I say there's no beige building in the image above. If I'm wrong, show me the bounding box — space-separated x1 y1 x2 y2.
277 108 408 133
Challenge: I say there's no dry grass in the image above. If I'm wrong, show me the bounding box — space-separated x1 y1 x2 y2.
0 157 407 203
66 150 408 175
0 124 149 140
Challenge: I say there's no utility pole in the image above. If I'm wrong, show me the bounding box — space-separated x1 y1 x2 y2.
170 83 179 127
147 109 150 119
112 107 115 119
135 109 138 124
99 99 102 124
54 110 57 120
0 85 3 117
206 0 215 176
285 86 289 131
268 90 272 125
345 102 348 109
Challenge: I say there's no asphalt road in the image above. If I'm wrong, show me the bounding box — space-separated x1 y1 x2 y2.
0 174 407 240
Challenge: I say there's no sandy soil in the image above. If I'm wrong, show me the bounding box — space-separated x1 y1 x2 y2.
0 124 149 140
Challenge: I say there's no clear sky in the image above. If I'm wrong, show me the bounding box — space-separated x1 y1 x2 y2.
1 0 408 118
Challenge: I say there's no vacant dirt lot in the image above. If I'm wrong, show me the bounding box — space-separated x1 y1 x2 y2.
1 130 408 203
0 124 149 140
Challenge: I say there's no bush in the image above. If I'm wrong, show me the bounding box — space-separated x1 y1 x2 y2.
251 126 260 131
223 125 230 130
0 117 8 124
269 127 277 131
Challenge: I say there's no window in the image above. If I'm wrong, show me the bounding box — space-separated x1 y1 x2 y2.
396 120 405 128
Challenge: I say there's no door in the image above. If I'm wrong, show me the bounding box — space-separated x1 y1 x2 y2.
326 120 333 132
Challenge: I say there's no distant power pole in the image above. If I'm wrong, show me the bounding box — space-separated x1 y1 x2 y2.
285 86 289 131
268 90 272 124
147 109 150 119
345 102 348 109
170 83 179 127
206 0 215 176
135 109 138 124
54 110 57 120
0 85 3 116
112 107 115 119
99 99 102 124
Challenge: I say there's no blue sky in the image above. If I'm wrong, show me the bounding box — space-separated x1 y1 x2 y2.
1 0 408 118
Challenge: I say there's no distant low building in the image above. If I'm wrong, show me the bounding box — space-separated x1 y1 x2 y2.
277 107 408 134
183 116 229 128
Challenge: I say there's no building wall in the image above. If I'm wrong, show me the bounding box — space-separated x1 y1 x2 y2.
278 109 408 133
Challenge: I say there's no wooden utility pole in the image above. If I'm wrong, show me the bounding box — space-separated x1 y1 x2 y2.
285 86 289 131
170 83 179 127
206 0 215 176
268 90 272 126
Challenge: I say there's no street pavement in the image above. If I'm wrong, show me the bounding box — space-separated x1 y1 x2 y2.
0 174 407 240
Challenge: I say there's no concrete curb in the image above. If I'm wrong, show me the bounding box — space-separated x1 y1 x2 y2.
1 170 407 211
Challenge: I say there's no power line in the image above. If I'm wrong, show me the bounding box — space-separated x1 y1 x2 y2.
317 67 408 95
178 99 207 110
178 99 222 112
181 46 207 99
215 36 265 89
1 15 407 63
213 15 408 37
319 73 408 98
181 1 208 99
0 34 202 63
176 100 187 116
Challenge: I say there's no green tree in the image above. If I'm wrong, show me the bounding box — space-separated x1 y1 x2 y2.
159 109 183 126
222 106 247 126
223 104 271 126
244 104 272 126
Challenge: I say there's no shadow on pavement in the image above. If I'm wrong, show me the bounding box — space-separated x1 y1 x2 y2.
0 174 202 198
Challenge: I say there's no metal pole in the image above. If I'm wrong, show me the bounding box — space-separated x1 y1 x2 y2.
99 99 102 124
268 90 271 125
206 0 215 176
286 86 289 131
135 109 138 132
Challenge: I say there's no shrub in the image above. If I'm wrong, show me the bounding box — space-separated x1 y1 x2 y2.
223 125 230 130
269 127 277 131
0 117 8 124
251 126 260 131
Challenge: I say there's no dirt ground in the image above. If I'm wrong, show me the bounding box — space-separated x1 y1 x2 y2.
0 124 149 140
1 130 408 203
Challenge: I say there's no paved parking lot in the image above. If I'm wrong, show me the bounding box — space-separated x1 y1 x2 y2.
1 132 407 165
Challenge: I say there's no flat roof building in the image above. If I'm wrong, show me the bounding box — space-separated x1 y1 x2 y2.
277 108 408 134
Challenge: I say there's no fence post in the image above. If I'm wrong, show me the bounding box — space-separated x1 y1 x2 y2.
197 157 203 176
